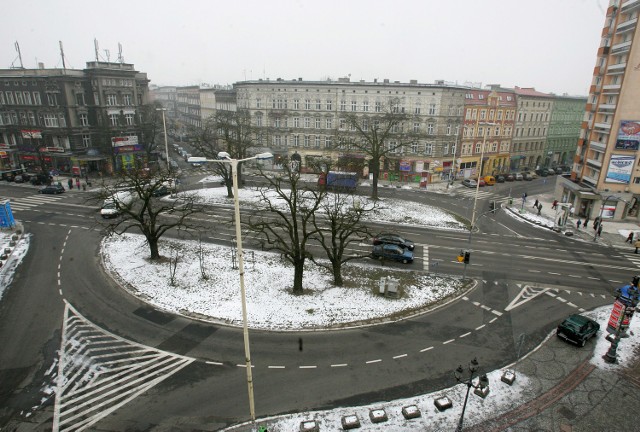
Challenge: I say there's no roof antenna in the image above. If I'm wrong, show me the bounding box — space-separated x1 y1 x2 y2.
59 41 67 70
94 38 99 61
117 43 124 64
11 41 24 69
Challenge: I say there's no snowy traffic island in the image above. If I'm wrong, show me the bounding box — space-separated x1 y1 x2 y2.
102 185 470 331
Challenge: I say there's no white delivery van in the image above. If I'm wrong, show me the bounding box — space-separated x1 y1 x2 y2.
187 156 207 167
100 190 134 218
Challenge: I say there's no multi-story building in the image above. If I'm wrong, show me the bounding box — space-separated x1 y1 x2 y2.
460 86 516 178
562 0 640 220
546 94 587 169
511 87 554 172
199 86 236 121
234 77 466 183
150 85 178 119
0 61 150 175
176 85 201 130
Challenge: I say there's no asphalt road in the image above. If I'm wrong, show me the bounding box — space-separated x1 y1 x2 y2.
0 177 629 431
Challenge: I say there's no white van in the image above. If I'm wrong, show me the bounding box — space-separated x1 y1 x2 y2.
187 156 207 167
100 190 134 218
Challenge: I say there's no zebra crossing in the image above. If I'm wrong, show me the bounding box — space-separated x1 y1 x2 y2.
6 194 64 212
454 187 512 204
52 301 194 432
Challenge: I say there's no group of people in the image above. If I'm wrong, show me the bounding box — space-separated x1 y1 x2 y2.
66 175 90 191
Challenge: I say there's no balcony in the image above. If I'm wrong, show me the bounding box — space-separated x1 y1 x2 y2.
594 122 612 130
621 0 640 12
602 84 621 92
616 17 637 32
611 40 632 53
582 174 599 188
598 103 617 111
590 141 607 151
607 62 627 72
587 158 603 169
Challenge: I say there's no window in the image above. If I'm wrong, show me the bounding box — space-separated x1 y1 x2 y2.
0 93 4 105
256 115 263 127
326 100 332 110
44 114 59 127
304 135 310 147
497 110 503 120
274 118 281 128
274 135 282 146
15 92 24 105
5 92 14 104
351 101 357 111
362 119 369 131
82 134 91 147
415 106 421 115
489 110 494 120
123 94 132 106
125 114 134 125
495 126 500 136
23 91 31 105
340 100 346 111
79 113 89 126
106 94 117 106
413 122 420 133
76 93 85 106
293 135 299 146
339 118 346 130
428 104 436 115
19 112 26 124
27 111 35 125
478 94 484 100
305 99 311 110
315 136 320 148
58 114 66 127
293 117 300 128
472 109 477 120
443 143 449 155
375 101 382 112
109 114 119 126
461 143 472 155
256 98 262 108
294 99 300 109
478 127 484 137
325 118 333 129
316 99 321 110
315 117 321 128
480 110 486 120
324 136 332 148
474 142 482 154
304 117 310 128
411 142 419 153
424 143 433 155
491 142 498 152
465 109 471 120
363 101 369 112
427 123 434 134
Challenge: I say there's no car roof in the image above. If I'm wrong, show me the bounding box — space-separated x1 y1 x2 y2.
563 314 593 325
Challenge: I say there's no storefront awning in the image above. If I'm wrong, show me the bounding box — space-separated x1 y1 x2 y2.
75 155 110 162
577 191 598 199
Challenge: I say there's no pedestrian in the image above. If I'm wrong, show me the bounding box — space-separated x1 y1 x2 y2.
583 217 589 229
634 238 640 254
570 206 575 216
67 178 73 190
552 199 558 210
75 177 80 189
577 219 581 229
627 232 634 244
533 199 539 209
537 203 542 215
598 224 603 238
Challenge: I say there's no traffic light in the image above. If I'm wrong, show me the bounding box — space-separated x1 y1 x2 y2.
457 250 464 263
464 251 470 264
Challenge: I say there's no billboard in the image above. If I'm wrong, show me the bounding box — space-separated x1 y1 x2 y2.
0 200 15 228
615 121 640 150
111 136 139 147
605 154 634 184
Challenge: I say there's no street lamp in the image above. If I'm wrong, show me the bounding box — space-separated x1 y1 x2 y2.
156 108 170 172
604 279 639 363
454 357 489 432
593 194 628 242
215 151 273 425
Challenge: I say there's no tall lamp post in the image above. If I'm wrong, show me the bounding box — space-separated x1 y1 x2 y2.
156 108 170 172
215 151 273 426
454 357 489 432
593 194 628 242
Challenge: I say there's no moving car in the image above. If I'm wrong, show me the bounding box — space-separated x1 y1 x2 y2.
101 190 135 218
372 233 415 251
151 185 172 197
496 175 505 183
483 176 496 186
462 178 477 188
372 244 414 264
556 314 600 347
39 184 65 194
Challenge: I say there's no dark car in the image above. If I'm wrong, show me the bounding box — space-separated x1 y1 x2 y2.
504 173 515 182
151 185 172 197
556 314 600 347
372 233 415 251
496 175 505 183
39 184 65 194
30 174 52 185
372 244 414 264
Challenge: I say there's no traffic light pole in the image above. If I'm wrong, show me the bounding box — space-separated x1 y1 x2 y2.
462 207 500 280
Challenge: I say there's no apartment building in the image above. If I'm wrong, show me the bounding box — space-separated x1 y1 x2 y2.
460 86 516 178
0 61 149 175
150 85 178 119
176 85 201 129
546 94 587 169
511 87 554 172
562 0 640 220
233 77 466 183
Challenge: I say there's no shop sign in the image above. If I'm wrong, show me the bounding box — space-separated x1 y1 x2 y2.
111 136 139 147
21 130 42 139
113 144 143 154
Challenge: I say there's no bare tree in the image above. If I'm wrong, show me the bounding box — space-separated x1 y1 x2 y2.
334 97 420 200
137 101 166 162
310 192 377 286
247 159 326 294
95 167 205 260
192 109 260 198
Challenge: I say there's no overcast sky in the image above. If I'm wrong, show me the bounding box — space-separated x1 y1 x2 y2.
3 0 607 95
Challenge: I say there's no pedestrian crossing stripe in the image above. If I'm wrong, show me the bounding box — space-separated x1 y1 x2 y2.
52 301 194 432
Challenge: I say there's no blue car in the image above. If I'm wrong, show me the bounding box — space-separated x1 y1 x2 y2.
372 244 414 264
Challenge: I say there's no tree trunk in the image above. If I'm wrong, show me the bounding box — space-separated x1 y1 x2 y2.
371 161 380 200
148 237 160 260
332 260 343 286
292 259 305 294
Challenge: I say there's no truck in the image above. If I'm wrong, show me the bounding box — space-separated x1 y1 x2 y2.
187 156 207 167
318 171 358 191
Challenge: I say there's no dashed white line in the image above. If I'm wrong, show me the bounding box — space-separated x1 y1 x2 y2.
420 347 434 353
567 302 578 308
236 364 255 368
491 310 503 317
206 361 223 366
475 324 486 331
568 275 581 278
393 354 408 359
331 364 348 368
366 359 382 364
480 305 491 311
268 365 286 369
528 270 541 273
557 297 567 303
443 339 455 345
459 332 471 338
473 301 481 307
299 365 317 369
548 272 561 275
489 317 498 323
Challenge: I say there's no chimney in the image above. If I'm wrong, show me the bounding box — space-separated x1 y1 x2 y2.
383 79 389 83
410 79 417 84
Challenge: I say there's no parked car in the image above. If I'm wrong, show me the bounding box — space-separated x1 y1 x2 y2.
513 172 524 181
504 173 515 182
39 184 65 194
151 185 172 197
556 314 600 347
462 178 478 188
483 175 496 186
101 190 135 218
477 178 486 187
372 244 414 264
547 168 556 175
496 175 505 183
30 174 52 185
522 172 533 181
372 233 415 251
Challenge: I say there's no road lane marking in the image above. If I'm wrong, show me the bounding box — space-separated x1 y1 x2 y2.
299 365 317 369
268 366 285 369
331 364 348 368
443 339 455 345
475 324 486 330
393 354 408 359
420 347 434 353
206 361 223 366
459 332 471 338
366 359 382 364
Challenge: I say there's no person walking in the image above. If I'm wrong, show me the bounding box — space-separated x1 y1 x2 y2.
597 224 603 238
634 238 640 253
570 206 575 216
537 203 542 215
533 199 539 209
552 199 558 210
75 177 80 189
583 217 589 229
577 219 582 229
627 232 634 244
67 178 73 190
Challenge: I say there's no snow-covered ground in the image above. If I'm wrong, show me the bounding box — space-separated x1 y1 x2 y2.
0 226 30 301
